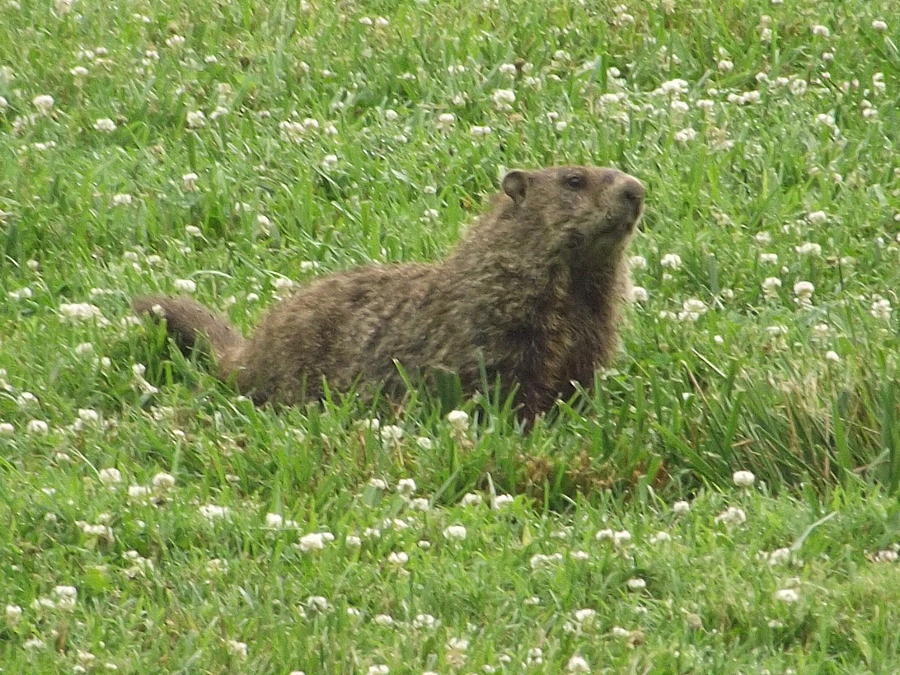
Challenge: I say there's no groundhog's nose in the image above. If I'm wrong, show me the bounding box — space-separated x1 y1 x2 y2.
616 174 645 206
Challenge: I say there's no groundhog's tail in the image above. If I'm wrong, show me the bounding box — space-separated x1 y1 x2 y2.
133 295 245 371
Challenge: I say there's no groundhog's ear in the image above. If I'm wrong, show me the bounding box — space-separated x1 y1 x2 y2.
502 170 531 204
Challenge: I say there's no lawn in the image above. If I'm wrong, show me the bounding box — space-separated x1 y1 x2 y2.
1 0 898 672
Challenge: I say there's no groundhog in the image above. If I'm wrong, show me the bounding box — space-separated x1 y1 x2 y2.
134 165 645 418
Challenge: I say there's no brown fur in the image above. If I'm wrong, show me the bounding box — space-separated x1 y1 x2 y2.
134 165 645 418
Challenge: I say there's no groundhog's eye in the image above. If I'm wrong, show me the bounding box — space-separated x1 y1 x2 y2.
564 174 586 190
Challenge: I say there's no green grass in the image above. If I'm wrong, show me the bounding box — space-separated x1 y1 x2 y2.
1 0 898 672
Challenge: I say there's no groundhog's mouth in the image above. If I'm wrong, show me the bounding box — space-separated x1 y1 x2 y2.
563 216 636 250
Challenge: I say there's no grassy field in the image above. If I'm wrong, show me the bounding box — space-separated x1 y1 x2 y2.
1 0 898 672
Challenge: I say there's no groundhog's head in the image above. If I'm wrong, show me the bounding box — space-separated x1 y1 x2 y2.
501 165 645 258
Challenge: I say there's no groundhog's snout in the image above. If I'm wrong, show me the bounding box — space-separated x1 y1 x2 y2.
605 172 645 230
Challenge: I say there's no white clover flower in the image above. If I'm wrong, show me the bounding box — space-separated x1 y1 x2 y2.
415 436 434 450
23 638 46 650
447 409 469 431
226 640 248 658
470 125 493 137
199 504 230 520
128 484 152 501
5 604 22 625
825 350 840 363
93 118 116 132
443 525 467 541
570 550 590 560
674 127 697 143
77 522 114 540
678 298 707 322
32 94 54 113
774 588 799 603
367 665 389 675
566 655 590 672
613 530 632 546
872 20 887 31
408 497 430 511
298 532 331 552
761 276 782 297
795 242 821 256
793 281 815 300
811 25 830 37
766 325 788 337
345 535 361 547
8 287 33 301
807 210 827 224
380 424 404 446
812 323 830 339
599 92 625 105
99 467 122 485
150 471 175 491
413 613 438 629
59 302 103 320
629 255 647 269
272 277 294 292
265 513 285 528
872 549 898 563
491 88 516 108
54 0 75 15
383 109 398 121
673 500 691 514
186 110 206 128
306 595 329 611
26 419 49 434
492 494 514 510
17 392 37 406
732 470 756 487
595 528 613 541
77 408 99 423
460 492 482 506
52 585 78 610
206 558 228 574
870 298 892 321
368 477 388 490
573 608 597 625
387 551 408 565
279 121 305 142
660 253 682 269
767 548 792 565
165 34 186 48
759 252 779 264
630 286 649 303
714 506 747 526
437 112 456 129
649 531 672 544
657 78 689 95
396 478 416 495
626 577 646 591
182 172 199 191
321 154 339 170
717 59 734 72
372 613 395 627
112 193 133 206
173 279 196 294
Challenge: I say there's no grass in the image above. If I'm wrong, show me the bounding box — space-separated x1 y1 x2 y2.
1 0 898 672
